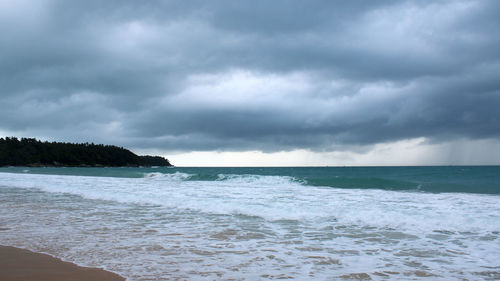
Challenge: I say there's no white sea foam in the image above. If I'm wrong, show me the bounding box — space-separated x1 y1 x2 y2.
143 171 193 181
216 173 304 185
0 172 499 231
1 172 499 280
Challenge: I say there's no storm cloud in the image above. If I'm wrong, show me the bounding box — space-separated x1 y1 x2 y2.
1 0 499 154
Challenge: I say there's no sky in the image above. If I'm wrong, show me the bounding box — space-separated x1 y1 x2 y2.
1 0 500 166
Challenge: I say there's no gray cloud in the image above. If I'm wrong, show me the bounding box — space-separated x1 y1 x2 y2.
1 0 499 153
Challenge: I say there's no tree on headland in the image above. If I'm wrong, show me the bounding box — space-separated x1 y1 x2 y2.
0 137 172 167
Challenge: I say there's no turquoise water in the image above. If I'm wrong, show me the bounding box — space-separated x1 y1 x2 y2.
1 166 499 194
1 166 499 280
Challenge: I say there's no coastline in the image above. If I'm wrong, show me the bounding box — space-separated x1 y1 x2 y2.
0 245 125 281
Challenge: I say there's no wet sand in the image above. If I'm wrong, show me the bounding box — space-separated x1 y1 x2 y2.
0 245 125 281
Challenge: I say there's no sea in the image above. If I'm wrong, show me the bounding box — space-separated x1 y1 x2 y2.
0 166 499 280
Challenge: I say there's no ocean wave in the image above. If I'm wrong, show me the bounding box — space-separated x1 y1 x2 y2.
216 173 304 185
1 172 499 233
141 172 305 186
4 166 499 194
140 171 423 192
143 171 194 181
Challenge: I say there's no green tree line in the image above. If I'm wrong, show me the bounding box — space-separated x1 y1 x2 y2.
0 137 172 167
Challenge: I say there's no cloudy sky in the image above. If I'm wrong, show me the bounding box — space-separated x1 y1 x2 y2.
1 0 500 166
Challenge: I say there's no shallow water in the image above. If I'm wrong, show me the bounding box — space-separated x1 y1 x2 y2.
1 167 499 280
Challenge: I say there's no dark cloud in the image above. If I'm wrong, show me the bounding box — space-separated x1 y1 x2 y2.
1 0 499 153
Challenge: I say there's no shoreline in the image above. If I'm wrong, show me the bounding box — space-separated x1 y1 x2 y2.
0 245 125 281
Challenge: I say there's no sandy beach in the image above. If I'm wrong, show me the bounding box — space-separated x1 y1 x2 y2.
0 245 124 281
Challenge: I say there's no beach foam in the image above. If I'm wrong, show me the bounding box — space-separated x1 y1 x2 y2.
1 171 499 280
